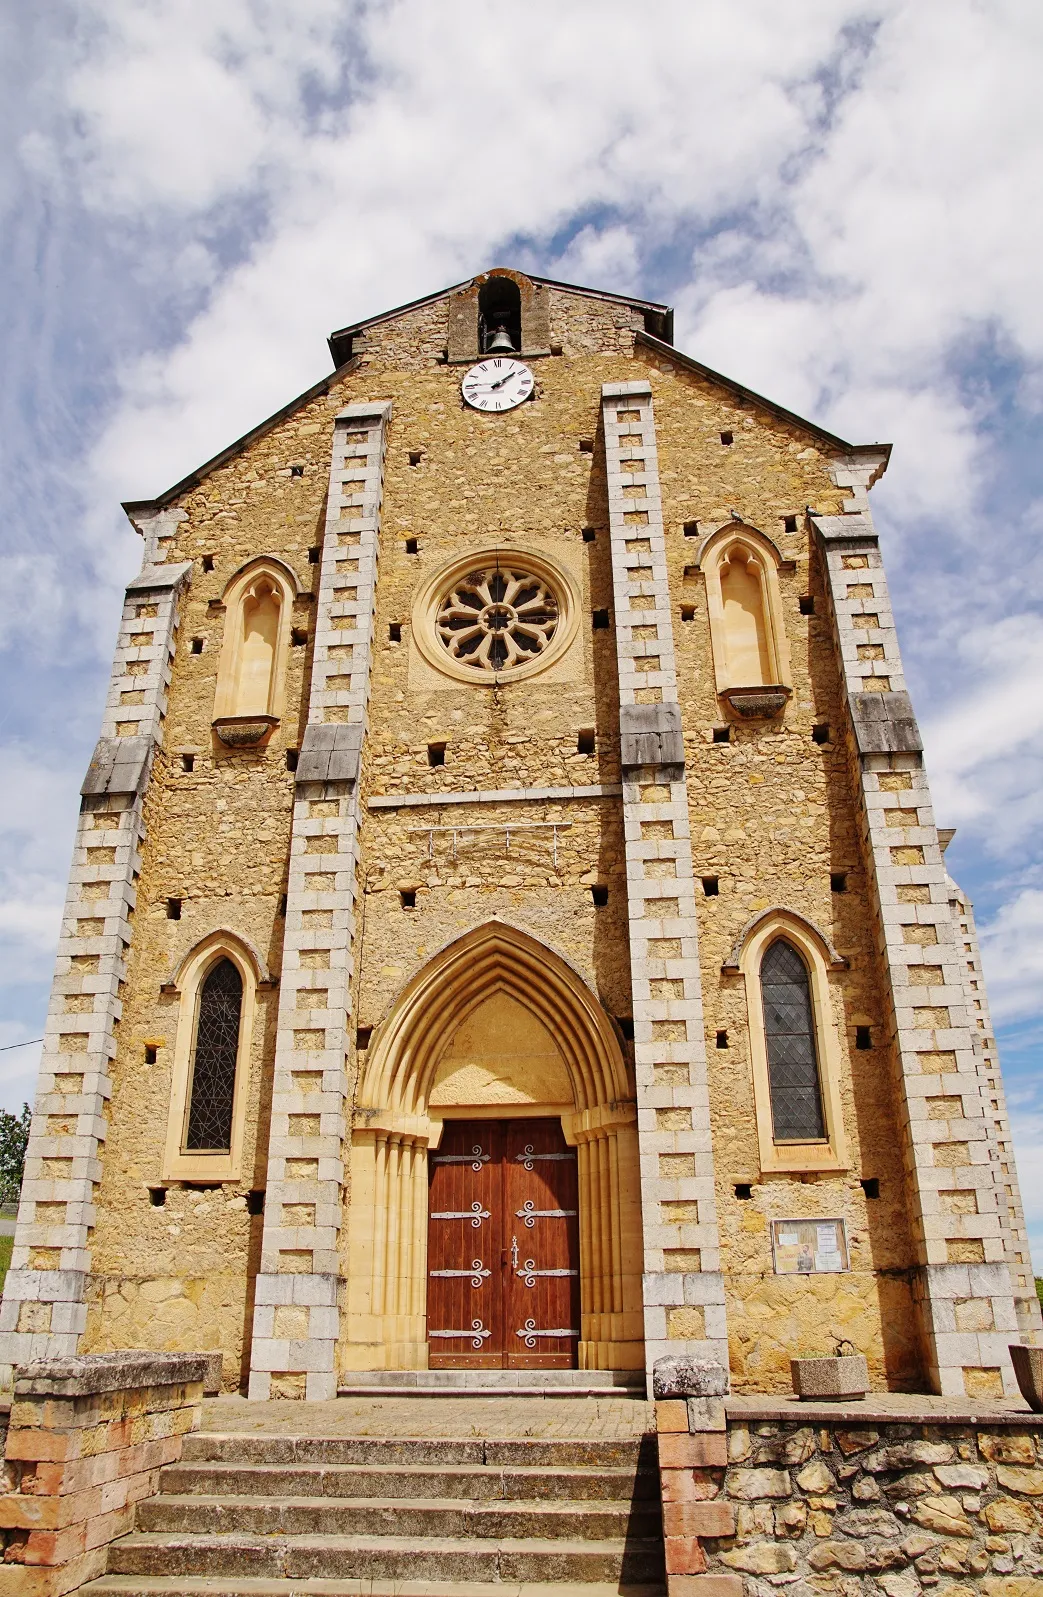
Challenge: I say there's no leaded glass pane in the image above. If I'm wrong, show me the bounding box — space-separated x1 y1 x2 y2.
761 938 825 1141
185 958 243 1151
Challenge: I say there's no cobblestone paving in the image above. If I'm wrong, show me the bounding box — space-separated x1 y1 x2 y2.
201 1394 655 1440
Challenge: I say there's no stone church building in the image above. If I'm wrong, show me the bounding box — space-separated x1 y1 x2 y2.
2 268 1037 1401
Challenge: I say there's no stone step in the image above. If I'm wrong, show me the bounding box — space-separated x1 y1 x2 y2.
339 1383 641 1399
162 1459 658 1502
182 1433 656 1471
105 1531 666 1584
338 1370 645 1399
83 1577 666 1596
339 1370 645 1390
137 1493 659 1542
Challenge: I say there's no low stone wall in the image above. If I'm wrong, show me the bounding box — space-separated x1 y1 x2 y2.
656 1382 1043 1597
0 1350 207 1596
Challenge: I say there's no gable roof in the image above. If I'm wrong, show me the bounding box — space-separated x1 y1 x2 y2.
635 330 891 473
326 272 674 366
122 271 889 519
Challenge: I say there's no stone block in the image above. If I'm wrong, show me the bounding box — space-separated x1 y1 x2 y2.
663 1499 736 1537
13 1349 208 1400
666 1579 742 1597
295 722 363 786
656 1399 690 1432
80 737 153 800
665 1535 708 1575
687 1397 727 1432
660 1468 720 1503
654 1354 729 1400
620 702 684 772
848 689 922 755
659 1432 728 1469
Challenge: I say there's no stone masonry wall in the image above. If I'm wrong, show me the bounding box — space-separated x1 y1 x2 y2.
657 1401 1043 1597
646 354 921 1390
0 1351 204 1597
60 274 1008 1391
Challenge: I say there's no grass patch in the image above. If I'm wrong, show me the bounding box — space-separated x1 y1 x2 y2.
1037 1277 1043 1308
0 1235 12 1298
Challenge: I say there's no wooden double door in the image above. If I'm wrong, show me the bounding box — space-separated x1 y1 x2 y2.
427 1119 580 1368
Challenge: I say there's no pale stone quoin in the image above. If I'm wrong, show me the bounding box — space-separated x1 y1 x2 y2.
2 268 1037 1402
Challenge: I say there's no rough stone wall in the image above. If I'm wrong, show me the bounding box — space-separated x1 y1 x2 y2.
663 1411 1043 1596
644 355 921 1391
351 297 451 371
948 878 1039 1342
70 276 978 1392
0 1351 205 1596
81 398 333 1381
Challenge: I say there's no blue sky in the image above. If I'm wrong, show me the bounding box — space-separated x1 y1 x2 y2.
2 0 1042 1255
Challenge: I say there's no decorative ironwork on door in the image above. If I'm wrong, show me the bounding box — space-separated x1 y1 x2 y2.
426 1119 580 1368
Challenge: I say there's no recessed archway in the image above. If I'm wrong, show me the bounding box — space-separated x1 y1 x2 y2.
343 921 644 1373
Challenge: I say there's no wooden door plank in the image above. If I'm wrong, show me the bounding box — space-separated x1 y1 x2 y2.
427 1121 503 1367
504 1120 580 1369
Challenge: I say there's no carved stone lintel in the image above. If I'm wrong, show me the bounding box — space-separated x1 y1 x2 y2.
722 686 791 719
212 715 279 748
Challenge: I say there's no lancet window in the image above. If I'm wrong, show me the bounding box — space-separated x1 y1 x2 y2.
185 958 243 1152
733 909 850 1174
760 938 826 1142
162 933 259 1182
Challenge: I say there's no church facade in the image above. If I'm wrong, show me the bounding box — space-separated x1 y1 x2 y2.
2 268 1037 1400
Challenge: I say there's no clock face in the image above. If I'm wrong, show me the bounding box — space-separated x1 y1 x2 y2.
461 357 534 412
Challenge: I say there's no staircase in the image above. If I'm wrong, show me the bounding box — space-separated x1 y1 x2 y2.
82 1416 665 1594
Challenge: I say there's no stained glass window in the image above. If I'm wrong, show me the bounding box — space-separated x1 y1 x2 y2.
761 938 825 1142
185 957 243 1151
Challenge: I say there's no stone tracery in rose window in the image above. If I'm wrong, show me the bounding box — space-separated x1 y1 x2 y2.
435 566 560 674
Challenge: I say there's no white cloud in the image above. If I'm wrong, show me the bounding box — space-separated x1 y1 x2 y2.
547 226 641 297
979 891 1043 1025
920 613 1043 855
3 0 1043 1247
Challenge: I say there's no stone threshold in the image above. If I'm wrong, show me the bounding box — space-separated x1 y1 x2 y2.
83 1580 666 1596
727 1391 1043 1426
338 1369 644 1399
368 784 623 810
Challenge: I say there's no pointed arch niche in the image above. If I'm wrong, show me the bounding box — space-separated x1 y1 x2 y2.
213 558 298 744
698 525 792 715
345 922 644 1373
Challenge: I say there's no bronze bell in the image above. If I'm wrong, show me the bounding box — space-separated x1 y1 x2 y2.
486 323 515 354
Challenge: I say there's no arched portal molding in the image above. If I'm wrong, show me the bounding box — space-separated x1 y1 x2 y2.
345 920 642 1374
166 927 271 992
693 521 789 571
220 554 300 605
356 919 630 1130
722 905 849 973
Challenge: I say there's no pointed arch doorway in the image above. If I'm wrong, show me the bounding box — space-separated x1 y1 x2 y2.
344 922 644 1374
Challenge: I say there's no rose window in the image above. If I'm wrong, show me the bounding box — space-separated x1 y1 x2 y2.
435 567 559 674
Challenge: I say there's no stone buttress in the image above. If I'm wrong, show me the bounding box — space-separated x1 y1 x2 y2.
813 474 1027 1396
0 515 191 1381
601 379 729 1382
948 875 1042 1342
247 401 390 1399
